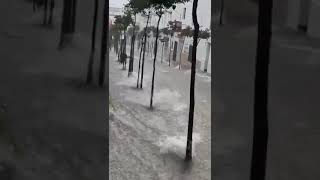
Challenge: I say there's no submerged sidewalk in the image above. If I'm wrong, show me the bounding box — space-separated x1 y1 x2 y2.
109 49 211 180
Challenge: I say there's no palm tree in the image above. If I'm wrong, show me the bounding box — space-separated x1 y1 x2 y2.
250 0 273 179
186 0 199 161
86 0 99 84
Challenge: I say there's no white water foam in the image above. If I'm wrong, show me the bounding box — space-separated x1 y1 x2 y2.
156 133 202 159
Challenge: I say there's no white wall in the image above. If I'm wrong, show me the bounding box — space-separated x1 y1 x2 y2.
174 0 212 73
172 0 211 30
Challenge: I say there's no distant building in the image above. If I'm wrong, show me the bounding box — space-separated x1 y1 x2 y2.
172 0 211 73
109 6 123 22
135 0 212 73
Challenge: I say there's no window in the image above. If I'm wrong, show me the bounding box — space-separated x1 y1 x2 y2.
183 8 186 19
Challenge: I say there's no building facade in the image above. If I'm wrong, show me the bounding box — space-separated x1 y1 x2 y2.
135 0 212 73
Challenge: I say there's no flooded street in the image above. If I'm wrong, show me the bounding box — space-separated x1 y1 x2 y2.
109 49 211 179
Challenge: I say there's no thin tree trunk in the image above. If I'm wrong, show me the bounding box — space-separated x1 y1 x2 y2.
43 0 48 25
128 15 137 77
118 38 122 62
250 0 273 179
91 0 98 51
98 0 108 87
58 0 73 49
120 33 124 63
70 0 77 33
140 12 151 89
150 15 162 109
220 0 224 26
137 38 144 88
86 0 98 84
186 0 199 161
123 32 127 70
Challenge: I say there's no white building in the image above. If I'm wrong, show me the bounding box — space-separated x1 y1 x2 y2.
134 0 212 73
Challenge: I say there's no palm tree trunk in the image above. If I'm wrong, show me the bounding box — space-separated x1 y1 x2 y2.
128 15 137 77
86 0 99 84
98 0 108 87
118 38 122 62
140 12 151 89
150 15 162 109
123 32 127 70
186 0 199 161
137 38 144 88
250 0 273 179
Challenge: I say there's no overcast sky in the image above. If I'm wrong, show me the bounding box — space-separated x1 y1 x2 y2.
110 0 128 8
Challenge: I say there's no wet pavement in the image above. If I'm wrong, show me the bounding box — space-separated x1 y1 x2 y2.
109 47 211 180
